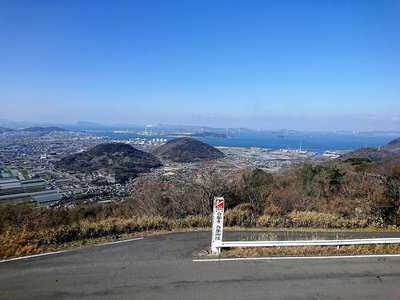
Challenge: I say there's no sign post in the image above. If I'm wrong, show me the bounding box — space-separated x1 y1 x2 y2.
211 197 225 255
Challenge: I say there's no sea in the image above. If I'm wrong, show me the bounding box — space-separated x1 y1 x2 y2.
95 131 399 154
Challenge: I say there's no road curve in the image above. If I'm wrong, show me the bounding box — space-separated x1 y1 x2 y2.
1 231 400 299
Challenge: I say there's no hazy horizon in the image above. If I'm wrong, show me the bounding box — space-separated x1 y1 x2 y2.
3 118 400 134
1 1 399 131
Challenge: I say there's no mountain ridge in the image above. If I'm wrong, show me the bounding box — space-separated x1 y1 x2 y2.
153 137 225 163
55 143 162 183
22 126 68 133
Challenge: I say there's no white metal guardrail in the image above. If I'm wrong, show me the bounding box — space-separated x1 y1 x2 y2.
221 238 400 248
210 197 400 255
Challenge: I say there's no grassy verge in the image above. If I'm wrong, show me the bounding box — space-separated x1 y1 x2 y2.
0 228 212 260
220 244 400 258
0 215 211 259
1 213 400 260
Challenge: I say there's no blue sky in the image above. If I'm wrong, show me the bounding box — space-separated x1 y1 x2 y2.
1 0 399 130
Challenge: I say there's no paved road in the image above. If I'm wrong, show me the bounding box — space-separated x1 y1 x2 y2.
1 231 400 299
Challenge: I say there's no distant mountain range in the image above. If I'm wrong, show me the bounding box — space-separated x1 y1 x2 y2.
153 137 225 163
0 127 14 133
0 126 68 134
55 143 162 183
1 119 400 135
0 119 254 133
21 126 68 133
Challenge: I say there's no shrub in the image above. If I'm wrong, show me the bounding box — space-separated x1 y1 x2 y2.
231 169 273 213
177 215 211 228
288 211 337 228
256 215 286 227
287 211 368 229
224 203 257 227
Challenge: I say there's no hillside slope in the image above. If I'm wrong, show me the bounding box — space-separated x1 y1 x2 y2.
153 137 224 163
383 137 400 152
341 137 400 173
55 143 162 182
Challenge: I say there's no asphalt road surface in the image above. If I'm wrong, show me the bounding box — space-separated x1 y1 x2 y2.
1 231 400 299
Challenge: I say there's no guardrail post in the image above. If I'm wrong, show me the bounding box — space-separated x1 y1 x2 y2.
211 197 225 255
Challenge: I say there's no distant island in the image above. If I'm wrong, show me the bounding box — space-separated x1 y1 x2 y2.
191 132 228 138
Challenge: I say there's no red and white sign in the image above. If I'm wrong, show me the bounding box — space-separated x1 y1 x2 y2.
214 197 224 209
211 197 225 255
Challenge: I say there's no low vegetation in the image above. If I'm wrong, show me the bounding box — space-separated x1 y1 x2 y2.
0 215 210 258
1 159 400 258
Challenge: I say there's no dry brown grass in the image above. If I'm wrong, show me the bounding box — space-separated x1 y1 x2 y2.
287 211 369 228
1 210 398 259
256 211 370 229
0 215 210 259
224 204 257 227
